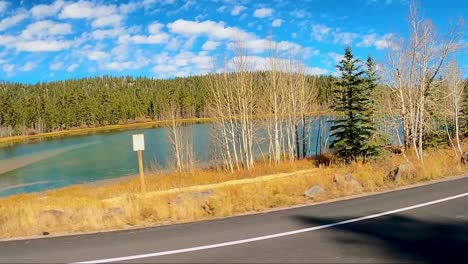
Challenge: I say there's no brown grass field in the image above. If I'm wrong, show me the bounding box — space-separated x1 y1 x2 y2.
0 146 466 240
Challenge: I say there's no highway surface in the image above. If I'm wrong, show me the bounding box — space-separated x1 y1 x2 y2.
1 176 467 263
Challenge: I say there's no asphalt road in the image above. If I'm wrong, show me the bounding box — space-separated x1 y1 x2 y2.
1 176 468 263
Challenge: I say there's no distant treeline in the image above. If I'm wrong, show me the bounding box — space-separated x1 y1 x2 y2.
0 73 336 137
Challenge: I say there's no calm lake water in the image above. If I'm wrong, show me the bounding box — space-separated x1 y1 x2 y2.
0 119 336 197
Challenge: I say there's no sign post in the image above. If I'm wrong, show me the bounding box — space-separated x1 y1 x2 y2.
132 134 146 194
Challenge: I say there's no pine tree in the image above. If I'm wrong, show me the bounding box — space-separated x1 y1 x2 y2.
361 55 380 158
329 47 377 162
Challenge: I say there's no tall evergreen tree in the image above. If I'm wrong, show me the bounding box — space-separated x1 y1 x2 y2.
329 47 377 162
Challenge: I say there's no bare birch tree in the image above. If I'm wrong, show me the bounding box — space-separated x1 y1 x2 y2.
385 1 463 161
207 41 257 171
164 85 195 172
443 60 465 155
263 42 285 165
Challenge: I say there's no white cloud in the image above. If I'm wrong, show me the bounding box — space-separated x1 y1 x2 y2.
59 1 97 19
253 8 273 18
50 61 63 70
0 1 9 14
307 67 328 75
86 50 109 61
231 5 245 16
1 25 74 53
289 9 309 19
21 20 72 39
148 22 164 34
328 52 343 64
358 33 378 47
119 2 139 14
59 1 121 28
178 0 195 11
16 40 72 52
375 34 394 49
202 40 220 51
167 19 253 41
91 28 125 40
20 61 36 71
103 60 148 71
67 63 79 72
91 14 122 28
31 0 64 19
119 32 169 44
0 35 16 46
152 51 214 77
182 36 197 50
165 37 180 50
142 0 156 8
225 56 327 75
236 39 303 54
311 24 331 41
333 31 360 45
0 12 27 31
217 5 227 13
272 19 283 27
358 33 394 50
3 63 14 75
153 64 178 73
60 1 116 19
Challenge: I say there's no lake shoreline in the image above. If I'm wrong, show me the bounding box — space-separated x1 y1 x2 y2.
0 112 332 147
0 117 214 146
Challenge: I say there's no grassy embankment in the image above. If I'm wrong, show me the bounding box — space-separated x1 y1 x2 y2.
0 145 466 240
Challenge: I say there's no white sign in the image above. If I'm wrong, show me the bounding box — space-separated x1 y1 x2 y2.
132 134 145 151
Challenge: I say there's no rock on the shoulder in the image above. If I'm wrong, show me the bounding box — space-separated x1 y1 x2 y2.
304 185 324 198
388 162 414 181
333 173 364 193
169 189 215 207
461 152 468 164
40 209 65 219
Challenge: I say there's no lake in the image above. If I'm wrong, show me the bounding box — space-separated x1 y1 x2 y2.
0 118 337 197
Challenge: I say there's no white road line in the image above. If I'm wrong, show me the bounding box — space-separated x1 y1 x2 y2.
75 192 468 264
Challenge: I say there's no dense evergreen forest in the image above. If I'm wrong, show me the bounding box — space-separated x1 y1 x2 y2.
0 73 336 137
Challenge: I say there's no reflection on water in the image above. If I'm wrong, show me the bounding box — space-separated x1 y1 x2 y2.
0 124 211 197
0 117 398 197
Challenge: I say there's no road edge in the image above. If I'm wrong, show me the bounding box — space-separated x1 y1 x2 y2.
1 172 467 243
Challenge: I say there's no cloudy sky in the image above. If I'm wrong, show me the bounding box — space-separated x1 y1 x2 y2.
0 0 466 83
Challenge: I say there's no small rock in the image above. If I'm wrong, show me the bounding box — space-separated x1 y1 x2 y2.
168 196 184 206
388 162 414 181
304 185 324 198
190 189 214 199
461 152 468 165
40 209 65 218
333 173 363 193
107 207 124 216
169 190 215 209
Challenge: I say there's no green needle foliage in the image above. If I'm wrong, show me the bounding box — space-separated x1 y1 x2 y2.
0 74 337 137
330 47 379 163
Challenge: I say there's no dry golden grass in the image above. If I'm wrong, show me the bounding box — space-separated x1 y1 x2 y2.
0 146 466 239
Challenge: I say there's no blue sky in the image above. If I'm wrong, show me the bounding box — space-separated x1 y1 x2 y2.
0 0 466 84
